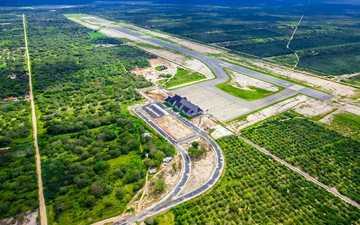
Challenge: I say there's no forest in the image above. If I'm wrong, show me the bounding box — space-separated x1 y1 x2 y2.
0 12 28 98
85 1 360 76
242 111 360 203
0 11 38 219
157 136 360 224
3 9 175 224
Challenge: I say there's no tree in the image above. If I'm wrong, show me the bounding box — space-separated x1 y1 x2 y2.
152 177 166 195
84 195 96 208
143 158 155 169
94 161 109 173
188 144 205 160
115 188 123 200
90 181 105 198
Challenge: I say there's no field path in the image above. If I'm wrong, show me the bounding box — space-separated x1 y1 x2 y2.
287 0 311 69
23 14 48 225
238 135 360 210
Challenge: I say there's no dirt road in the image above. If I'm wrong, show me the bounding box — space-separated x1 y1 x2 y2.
239 135 360 210
23 14 48 225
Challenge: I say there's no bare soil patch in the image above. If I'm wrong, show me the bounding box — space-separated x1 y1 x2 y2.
128 154 182 212
0 210 38 225
142 110 194 140
252 61 358 98
228 95 308 132
293 98 335 118
139 47 214 79
211 125 234 139
228 70 279 92
180 138 216 195
131 58 177 83
144 89 168 102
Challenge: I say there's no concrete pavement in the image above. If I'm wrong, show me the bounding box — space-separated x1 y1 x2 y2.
80 16 332 122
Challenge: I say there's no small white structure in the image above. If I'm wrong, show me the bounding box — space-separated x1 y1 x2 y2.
142 132 151 138
148 168 157 174
163 156 173 163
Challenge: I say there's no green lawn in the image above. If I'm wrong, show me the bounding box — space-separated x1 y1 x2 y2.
88 31 107 39
160 67 206 88
330 112 360 139
216 82 279 101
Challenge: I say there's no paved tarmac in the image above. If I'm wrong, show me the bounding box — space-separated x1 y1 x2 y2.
83 16 332 121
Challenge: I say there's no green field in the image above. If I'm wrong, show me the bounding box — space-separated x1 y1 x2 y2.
157 136 360 224
242 111 360 203
88 31 107 39
216 82 278 101
22 11 174 224
329 112 360 139
159 67 206 88
89 2 360 76
0 12 38 219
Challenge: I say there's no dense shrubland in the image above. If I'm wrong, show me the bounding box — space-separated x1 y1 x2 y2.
0 11 37 220
21 11 175 224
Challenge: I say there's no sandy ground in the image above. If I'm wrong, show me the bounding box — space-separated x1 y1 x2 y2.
144 89 168 102
229 70 280 92
228 95 308 132
123 23 222 55
68 17 100 30
144 112 194 141
333 72 360 82
188 114 217 132
343 103 360 116
211 125 234 139
293 98 335 118
252 60 358 98
145 31 222 55
320 104 360 124
180 138 216 195
131 154 182 211
319 109 341 124
131 58 177 83
139 47 214 79
0 210 38 225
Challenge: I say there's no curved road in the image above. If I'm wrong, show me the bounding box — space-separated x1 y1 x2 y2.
119 105 224 224
82 17 332 101
71 16 336 224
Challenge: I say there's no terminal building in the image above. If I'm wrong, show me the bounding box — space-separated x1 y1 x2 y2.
165 94 204 118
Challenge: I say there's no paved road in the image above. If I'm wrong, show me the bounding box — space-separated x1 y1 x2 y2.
82 16 332 122
23 14 48 225
118 105 224 224
83 17 332 101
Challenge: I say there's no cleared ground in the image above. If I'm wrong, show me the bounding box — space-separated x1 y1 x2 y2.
142 109 194 141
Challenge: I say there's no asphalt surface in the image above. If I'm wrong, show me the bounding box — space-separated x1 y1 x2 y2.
119 104 224 224
76 16 335 223
82 16 332 122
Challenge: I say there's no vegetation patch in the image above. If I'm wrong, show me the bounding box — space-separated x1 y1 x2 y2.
24 11 174 224
164 136 360 224
0 12 37 220
159 67 206 88
216 82 276 101
329 112 360 139
242 111 360 202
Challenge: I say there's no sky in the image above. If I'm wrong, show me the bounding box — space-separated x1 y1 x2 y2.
0 0 327 7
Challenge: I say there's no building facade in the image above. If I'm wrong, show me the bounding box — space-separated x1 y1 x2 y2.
165 94 204 118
